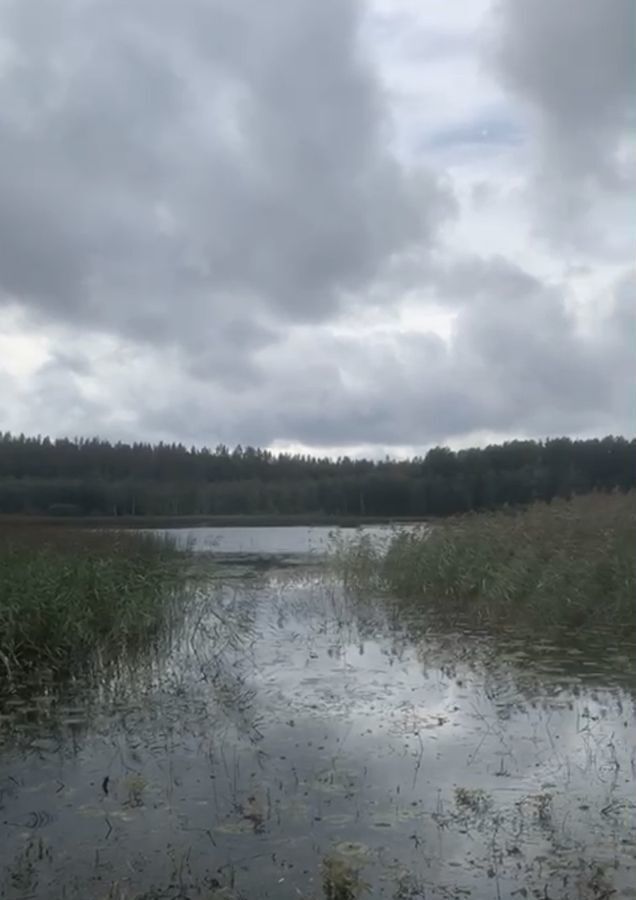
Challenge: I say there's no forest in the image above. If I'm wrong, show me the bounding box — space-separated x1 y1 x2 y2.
0 432 633 519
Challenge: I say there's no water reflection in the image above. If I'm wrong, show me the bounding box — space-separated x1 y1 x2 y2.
1 563 635 899
164 522 410 562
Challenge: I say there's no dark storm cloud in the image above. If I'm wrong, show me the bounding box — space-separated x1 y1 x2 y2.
0 0 451 350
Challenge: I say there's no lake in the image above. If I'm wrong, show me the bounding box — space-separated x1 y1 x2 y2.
1 525 635 899
155 523 411 559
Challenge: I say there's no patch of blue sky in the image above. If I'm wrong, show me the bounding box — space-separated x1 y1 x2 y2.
425 114 525 152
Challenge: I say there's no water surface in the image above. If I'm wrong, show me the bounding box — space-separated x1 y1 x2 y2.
1 527 634 899
162 523 407 560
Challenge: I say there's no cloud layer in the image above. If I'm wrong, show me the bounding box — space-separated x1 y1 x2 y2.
1 0 634 452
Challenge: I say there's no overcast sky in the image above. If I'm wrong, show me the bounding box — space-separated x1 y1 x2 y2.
1 0 634 455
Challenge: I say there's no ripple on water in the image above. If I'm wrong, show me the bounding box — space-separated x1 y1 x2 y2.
1 553 635 899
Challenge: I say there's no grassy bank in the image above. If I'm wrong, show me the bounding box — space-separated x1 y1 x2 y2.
0 526 187 680
335 492 636 632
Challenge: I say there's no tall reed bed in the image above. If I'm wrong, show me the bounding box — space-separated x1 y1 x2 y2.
334 492 636 632
0 526 187 679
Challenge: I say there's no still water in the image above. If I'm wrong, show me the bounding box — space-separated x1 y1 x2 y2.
1 527 635 899
158 523 405 559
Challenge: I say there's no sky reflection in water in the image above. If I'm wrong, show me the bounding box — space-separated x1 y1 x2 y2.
1 533 635 899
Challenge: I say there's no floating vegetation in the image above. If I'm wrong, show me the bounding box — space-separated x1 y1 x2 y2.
517 791 554 827
123 773 147 808
454 787 492 815
322 853 369 900
392 872 427 900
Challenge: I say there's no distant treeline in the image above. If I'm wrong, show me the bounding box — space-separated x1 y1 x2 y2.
0 433 633 518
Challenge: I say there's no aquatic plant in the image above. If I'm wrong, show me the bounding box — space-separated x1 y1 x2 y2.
454 787 492 814
123 772 147 808
334 492 636 632
0 526 187 680
322 854 369 900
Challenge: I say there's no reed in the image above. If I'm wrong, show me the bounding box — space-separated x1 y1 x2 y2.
0 526 187 679
334 492 636 632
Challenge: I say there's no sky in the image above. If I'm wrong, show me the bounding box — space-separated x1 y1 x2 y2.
0 0 634 457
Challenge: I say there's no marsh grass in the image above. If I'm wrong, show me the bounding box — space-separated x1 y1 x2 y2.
334 492 636 632
0 525 187 680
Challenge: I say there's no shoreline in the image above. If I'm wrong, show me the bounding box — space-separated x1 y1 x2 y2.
0 513 429 529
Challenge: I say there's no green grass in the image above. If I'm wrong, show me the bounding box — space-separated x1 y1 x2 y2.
334 492 636 632
0 526 188 680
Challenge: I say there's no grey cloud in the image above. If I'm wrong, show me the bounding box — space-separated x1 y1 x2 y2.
11 360 111 439
597 268 635 416
610 268 635 331
115 259 629 449
490 0 636 249
432 256 541 305
2 0 632 453
0 0 452 351
454 277 606 434
12 260 631 450
493 0 634 177
185 317 276 388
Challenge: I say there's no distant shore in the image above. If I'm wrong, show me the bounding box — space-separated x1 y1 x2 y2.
0 513 429 529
